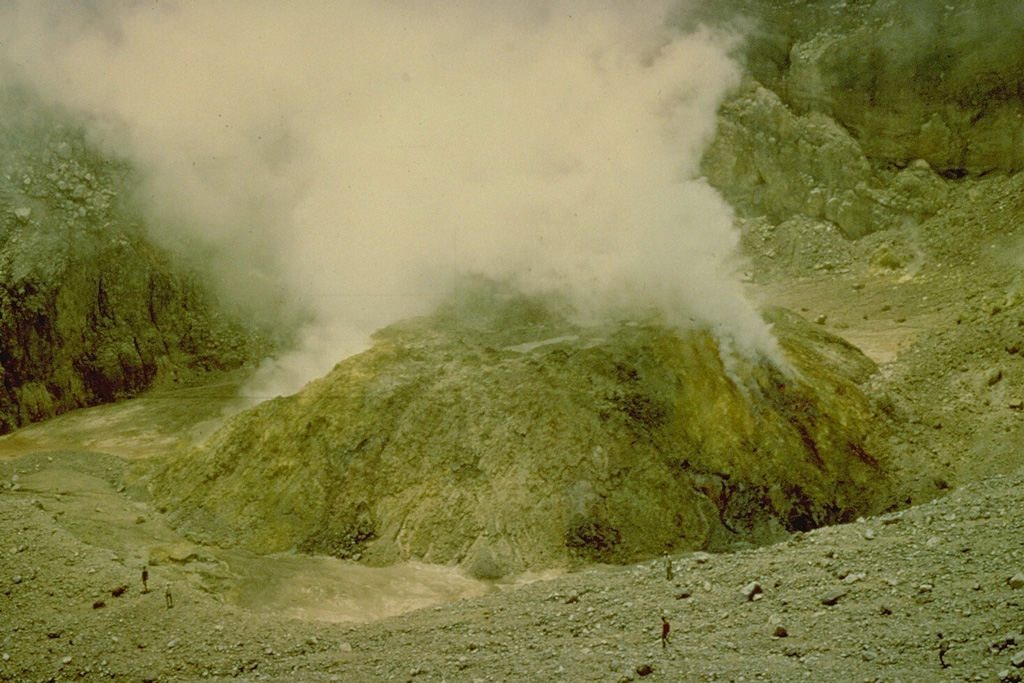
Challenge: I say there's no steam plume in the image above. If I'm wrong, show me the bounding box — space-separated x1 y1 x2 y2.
0 1 775 397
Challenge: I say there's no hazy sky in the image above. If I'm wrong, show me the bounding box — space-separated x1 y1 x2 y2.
0 1 776 396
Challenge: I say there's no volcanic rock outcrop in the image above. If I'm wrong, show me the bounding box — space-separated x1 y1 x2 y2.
706 0 1024 175
699 0 1023 242
702 78 948 240
0 87 269 433
151 287 895 577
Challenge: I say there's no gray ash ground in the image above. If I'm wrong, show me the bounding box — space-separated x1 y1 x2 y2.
4 447 1024 682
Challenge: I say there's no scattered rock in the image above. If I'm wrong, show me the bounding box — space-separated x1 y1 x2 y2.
739 581 763 602
1007 574 1024 590
821 588 848 606
465 545 508 581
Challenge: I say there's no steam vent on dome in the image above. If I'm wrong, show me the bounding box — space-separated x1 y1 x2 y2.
151 286 893 579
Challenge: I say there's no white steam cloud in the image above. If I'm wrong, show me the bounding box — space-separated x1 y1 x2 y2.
0 1 776 397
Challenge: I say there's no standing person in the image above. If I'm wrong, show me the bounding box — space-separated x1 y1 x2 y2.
141 566 149 594
165 585 173 609
661 616 670 648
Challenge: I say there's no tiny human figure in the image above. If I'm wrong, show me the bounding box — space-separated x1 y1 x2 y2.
665 554 674 581
141 566 149 594
661 616 670 648
939 634 950 668
165 585 173 609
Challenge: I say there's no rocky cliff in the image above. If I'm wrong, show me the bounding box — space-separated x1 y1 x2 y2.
149 285 895 577
699 0 1023 241
0 86 269 433
712 0 1024 174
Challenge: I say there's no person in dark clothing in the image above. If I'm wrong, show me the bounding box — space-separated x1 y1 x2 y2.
141 566 149 594
661 616 670 648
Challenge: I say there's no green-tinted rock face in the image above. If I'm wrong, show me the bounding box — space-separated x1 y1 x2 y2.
0 87 269 433
780 3 1024 175
699 0 1022 241
151 292 892 574
702 80 948 240
697 0 1024 176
